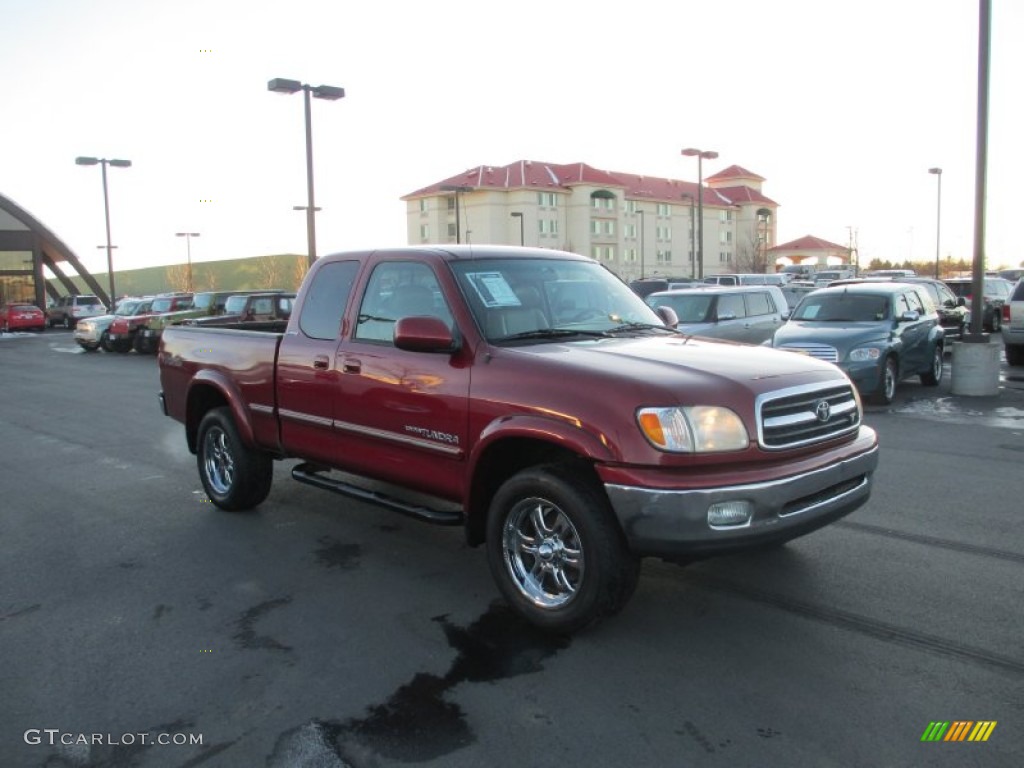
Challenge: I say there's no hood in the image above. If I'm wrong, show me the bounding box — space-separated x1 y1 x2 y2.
773 320 891 348
502 334 847 403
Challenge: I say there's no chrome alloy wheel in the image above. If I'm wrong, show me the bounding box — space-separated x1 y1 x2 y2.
202 426 235 496
502 497 584 608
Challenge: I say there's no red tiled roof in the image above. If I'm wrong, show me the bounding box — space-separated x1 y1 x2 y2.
706 164 765 183
404 160 776 208
769 235 848 252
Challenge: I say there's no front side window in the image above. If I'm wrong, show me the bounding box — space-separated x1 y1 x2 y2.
745 291 774 316
354 261 452 344
716 293 746 320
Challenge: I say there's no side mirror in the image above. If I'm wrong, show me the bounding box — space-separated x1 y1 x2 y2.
900 310 920 323
956 297 967 307
394 316 459 353
654 305 678 328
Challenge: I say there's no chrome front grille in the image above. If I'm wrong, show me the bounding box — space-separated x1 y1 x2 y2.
757 381 861 450
777 343 839 362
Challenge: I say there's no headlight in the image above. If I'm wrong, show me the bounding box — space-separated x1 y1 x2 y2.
637 406 749 453
849 347 882 362
77 321 93 332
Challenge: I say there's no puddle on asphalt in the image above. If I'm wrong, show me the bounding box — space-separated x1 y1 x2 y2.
893 396 1024 430
269 603 570 765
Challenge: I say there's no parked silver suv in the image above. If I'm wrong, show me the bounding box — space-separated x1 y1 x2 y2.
1001 278 1024 366
46 294 106 329
644 284 788 344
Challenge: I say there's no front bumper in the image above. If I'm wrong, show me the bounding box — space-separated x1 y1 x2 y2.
74 327 101 343
604 434 879 560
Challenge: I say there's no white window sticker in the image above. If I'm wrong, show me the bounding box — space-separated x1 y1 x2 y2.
465 272 522 308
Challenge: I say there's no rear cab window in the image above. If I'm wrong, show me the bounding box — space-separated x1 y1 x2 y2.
299 261 360 340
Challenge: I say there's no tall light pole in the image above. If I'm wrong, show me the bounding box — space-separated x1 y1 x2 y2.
175 232 200 292
268 78 345 268
440 185 472 243
681 193 696 277
681 148 718 279
928 167 942 279
637 209 646 279
76 156 131 308
510 212 524 246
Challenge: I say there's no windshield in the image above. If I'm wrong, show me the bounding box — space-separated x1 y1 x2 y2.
114 301 142 316
450 257 664 342
792 292 891 322
645 293 714 324
192 293 215 310
224 295 249 313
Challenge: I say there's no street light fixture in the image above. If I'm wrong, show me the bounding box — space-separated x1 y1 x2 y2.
268 77 345 268
440 184 472 243
928 167 942 279
76 155 131 308
510 212 525 246
681 148 718 279
175 232 200 292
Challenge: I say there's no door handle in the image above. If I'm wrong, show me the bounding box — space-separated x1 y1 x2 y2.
313 355 329 370
342 357 361 374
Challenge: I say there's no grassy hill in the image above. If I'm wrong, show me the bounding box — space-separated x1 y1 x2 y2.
54 253 308 298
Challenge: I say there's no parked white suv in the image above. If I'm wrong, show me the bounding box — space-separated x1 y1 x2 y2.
1001 278 1024 366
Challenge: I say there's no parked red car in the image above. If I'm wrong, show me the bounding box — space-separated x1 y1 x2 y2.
1 303 46 333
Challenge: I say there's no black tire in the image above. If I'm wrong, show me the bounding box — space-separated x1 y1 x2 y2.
1006 344 1024 367
485 462 640 633
920 345 943 386
990 310 1001 333
868 356 898 405
196 407 273 511
112 338 132 354
78 342 100 352
100 330 112 352
133 333 154 354
63 316 72 330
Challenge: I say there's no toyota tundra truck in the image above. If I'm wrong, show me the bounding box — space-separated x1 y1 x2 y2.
158 246 879 632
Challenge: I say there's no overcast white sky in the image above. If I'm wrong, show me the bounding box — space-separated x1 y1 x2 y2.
2 0 1021 276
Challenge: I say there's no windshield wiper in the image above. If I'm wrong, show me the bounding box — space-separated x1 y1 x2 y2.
497 328 612 341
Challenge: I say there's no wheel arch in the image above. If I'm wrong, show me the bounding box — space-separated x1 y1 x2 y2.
184 373 255 454
463 416 615 547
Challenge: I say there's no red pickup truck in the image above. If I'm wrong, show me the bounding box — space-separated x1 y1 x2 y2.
159 246 879 632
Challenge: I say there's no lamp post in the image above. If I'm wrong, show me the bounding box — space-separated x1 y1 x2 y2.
681 193 696 277
928 167 942 279
268 78 346 268
681 148 718 279
637 209 645 279
76 156 131 308
440 185 472 243
175 232 200 292
510 212 524 246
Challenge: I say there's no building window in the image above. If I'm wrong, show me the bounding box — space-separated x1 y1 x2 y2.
537 191 557 208
419 199 428 213
539 219 559 236
604 246 616 261
419 224 429 241
657 203 671 216
624 248 637 263
657 226 672 241
447 223 457 238
656 250 671 265
625 224 637 239
603 220 615 236
591 220 600 235
719 231 733 244
591 245 602 260
719 210 733 223
626 200 638 214
447 196 456 211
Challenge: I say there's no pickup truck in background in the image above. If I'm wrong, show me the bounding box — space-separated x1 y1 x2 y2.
135 289 258 353
158 246 879 632
107 293 192 353
185 291 295 332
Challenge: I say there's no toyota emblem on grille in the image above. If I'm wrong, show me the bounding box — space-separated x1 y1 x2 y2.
814 399 831 422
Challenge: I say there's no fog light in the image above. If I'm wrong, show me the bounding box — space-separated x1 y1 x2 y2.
707 500 753 528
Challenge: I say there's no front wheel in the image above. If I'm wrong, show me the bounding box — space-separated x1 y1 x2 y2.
78 342 100 352
920 345 943 386
133 334 154 354
869 356 898 405
112 338 132 353
100 330 112 352
990 310 1001 333
1006 344 1024 367
486 463 640 633
196 407 273 511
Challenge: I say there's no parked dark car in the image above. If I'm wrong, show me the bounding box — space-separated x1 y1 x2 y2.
627 276 697 299
900 277 968 341
1000 278 1024 366
770 282 944 405
943 277 1011 332
186 292 295 331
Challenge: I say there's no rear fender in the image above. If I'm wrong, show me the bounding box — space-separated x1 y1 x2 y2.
185 369 255 454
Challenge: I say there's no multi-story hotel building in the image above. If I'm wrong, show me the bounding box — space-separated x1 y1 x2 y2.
402 160 778 282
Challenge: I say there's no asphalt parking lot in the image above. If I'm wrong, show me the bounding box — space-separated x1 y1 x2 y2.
2 330 1022 768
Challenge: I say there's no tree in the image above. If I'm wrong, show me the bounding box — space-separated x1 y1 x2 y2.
291 257 308 291
733 224 771 273
256 256 284 289
165 264 190 293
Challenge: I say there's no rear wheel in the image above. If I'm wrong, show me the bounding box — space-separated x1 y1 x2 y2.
486 462 640 633
196 407 273 511
869 357 898 405
1007 344 1024 367
920 345 943 386
990 310 1001 333
112 338 132 353
133 333 154 354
